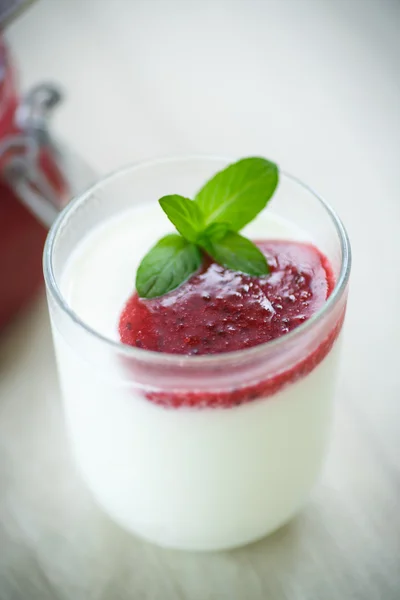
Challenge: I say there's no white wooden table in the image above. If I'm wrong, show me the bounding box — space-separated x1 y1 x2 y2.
1 1 400 598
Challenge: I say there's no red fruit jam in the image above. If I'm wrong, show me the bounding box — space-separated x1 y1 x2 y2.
119 240 344 409
120 240 334 354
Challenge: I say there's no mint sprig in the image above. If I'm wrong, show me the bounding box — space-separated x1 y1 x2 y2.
136 157 279 298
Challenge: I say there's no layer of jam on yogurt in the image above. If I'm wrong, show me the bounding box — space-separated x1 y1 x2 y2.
119 240 342 409
120 240 334 355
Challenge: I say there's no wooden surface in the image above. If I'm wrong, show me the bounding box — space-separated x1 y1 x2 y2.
1 1 400 598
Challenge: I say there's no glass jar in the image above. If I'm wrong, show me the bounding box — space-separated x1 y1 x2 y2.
44 157 351 551
0 36 94 330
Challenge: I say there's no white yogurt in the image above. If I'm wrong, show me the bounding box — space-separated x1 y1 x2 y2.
52 205 341 550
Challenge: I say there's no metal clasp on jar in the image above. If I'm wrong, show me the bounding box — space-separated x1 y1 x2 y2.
1 82 95 228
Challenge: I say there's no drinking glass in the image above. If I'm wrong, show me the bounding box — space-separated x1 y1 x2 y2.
44 157 351 551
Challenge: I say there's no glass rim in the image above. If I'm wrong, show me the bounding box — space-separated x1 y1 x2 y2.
43 155 352 366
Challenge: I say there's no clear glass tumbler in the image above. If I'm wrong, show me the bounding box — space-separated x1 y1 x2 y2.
44 157 351 551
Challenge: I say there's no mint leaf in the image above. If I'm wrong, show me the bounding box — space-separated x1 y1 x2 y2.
195 157 278 232
204 231 269 276
136 234 202 298
159 195 204 243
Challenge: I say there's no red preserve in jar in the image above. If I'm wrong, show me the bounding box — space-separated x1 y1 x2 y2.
0 37 69 330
